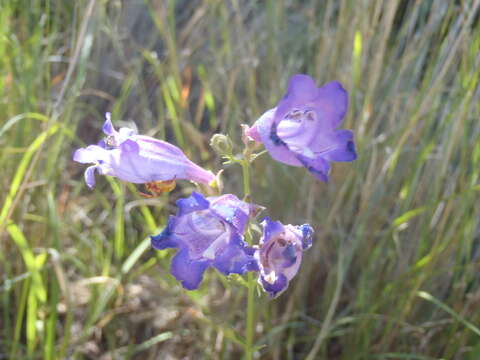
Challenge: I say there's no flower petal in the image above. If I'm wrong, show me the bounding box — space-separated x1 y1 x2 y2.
102 113 116 135
299 224 314 249
308 128 356 160
213 233 258 275
255 108 303 166
281 244 298 267
150 216 180 250
84 165 98 188
136 136 187 158
275 74 319 122
260 273 288 298
119 138 140 154
170 248 209 290
73 145 109 164
185 163 215 185
296 154 331 182
176 192 210 217
132 137 215 185
315 81 348 129
209 194 251 233
320 130 357 162
261 217 285 245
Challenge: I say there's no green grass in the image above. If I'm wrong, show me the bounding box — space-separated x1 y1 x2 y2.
1 0 480 359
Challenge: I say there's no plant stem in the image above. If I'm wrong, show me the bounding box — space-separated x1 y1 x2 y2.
241 160 251 201
246 271 255 360
241 159 255 360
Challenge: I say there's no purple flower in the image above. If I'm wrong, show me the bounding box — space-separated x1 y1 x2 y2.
255 217 313 297
73 113 215 188
246 74 357 181
151 192 260 290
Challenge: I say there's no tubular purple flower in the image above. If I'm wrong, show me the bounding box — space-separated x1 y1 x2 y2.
246 74 357 181
255 217 313 298
73 113 215 188
151 192 260 290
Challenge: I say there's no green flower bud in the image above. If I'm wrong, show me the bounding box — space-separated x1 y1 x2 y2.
210 133 233 156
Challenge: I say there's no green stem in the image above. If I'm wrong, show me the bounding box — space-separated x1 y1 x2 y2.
241 160 251 200
246 271 255 360
241 159 255 360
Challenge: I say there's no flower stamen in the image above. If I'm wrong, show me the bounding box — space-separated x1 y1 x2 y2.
105 135 116 147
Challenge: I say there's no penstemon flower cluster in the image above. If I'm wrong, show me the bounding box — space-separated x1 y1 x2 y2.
74 74 357 299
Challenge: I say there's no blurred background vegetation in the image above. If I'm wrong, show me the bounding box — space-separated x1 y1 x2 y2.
1 0 480 359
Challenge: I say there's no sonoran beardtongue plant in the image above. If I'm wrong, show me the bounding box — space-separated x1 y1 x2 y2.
73 73 355 358
245 74 357 181
73 113 215 188
151 192 260 290
255 217 314 297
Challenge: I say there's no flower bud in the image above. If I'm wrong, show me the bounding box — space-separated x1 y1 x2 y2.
210 133 233 156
